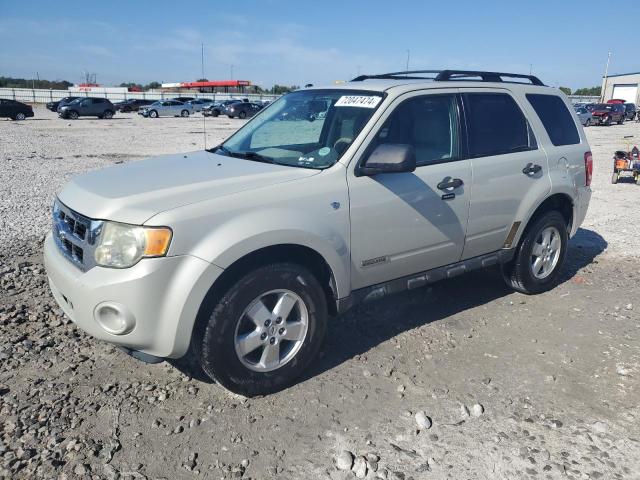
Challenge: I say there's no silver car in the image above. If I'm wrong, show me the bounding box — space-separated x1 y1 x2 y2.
574 106 593 127
139 100 193 118
45 69 592 396
185 99 215 112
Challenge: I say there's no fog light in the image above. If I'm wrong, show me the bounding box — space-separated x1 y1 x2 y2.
94 302 135 335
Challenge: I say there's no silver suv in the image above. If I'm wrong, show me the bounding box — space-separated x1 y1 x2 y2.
44 70 592 396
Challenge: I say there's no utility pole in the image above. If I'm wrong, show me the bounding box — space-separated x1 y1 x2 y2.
201 43 205 80
601 51 611 103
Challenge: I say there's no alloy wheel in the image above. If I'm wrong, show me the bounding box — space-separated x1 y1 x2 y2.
234 289 309 372
530 226 561 279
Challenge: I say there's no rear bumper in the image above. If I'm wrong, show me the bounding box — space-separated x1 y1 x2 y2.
44 232 223 358
572 186 591 237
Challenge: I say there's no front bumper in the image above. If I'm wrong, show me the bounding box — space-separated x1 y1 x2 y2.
44 233 223 358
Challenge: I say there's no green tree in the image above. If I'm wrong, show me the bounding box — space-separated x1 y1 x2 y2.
559 87 572 95
573 86 601 96
119 82 143 89
0 75 73 89
270 84 299 95
144 81 162 90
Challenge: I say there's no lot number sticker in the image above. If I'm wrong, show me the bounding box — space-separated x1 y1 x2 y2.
335 95 382 108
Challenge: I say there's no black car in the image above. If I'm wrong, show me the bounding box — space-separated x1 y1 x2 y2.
0 99 34 120
46 96 81 112
58 97 116 119
203 99 243 117
224 102 263 119
114 99 155 112
624 103 637 121
171 96 195 103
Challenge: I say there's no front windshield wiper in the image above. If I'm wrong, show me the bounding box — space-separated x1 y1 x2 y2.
210 145 276 164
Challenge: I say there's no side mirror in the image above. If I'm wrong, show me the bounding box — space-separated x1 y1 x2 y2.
359 144 416 176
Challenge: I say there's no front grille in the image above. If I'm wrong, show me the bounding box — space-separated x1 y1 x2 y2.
52 200 100 271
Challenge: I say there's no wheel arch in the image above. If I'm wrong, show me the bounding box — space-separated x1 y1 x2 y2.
188 244 340 357
514 192 574 248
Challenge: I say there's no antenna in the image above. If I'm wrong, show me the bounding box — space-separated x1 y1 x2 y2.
201 43 207 149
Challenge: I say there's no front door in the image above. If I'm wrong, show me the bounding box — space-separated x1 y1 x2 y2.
348 90 471 290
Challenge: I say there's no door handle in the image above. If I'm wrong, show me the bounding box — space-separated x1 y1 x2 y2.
522 163 542 175
437 178 464 190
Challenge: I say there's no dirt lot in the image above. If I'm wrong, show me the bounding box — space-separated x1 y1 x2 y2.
1 107 639 480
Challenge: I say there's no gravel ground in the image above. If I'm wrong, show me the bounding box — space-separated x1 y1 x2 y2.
1 107 640 479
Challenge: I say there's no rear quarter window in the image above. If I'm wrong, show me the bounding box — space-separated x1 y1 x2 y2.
526 94 580 146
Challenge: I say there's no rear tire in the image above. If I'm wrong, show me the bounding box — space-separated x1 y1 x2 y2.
239 111 247 119
212 110 220 117
194 263 328 396
181 109 189 117
502 211 568 295
103 110 114 119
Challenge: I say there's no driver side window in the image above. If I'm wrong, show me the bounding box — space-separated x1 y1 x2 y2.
371 94 461 167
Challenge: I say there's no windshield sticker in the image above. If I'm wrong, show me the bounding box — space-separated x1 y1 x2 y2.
318 147 331 156
335 95 382 108
298 156 315 163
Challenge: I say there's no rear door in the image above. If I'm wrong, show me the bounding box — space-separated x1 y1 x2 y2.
348 89 472 289
460 89 550 259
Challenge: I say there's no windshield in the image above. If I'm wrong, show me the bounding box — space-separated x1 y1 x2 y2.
592 104 612 110
215 89 384 169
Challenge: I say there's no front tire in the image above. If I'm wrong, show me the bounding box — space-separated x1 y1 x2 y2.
502 211 568 295
103 110 114 119
14 112 26 121
149 110 158 118
195 263 328 396
68 111 79 120
585 118 591 127
239 111 247 119
181 109 190 117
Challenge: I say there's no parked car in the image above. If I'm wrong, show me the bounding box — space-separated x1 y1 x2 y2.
44 69 592 396
574 106 593 126
139 100 193 118
224 102 263 119
114 99 155 113
623 103 637 121
46 96 81 112
202 99 242 117
58 97 116 119
185 99 216 112
0 99 34 120
589 103 625 125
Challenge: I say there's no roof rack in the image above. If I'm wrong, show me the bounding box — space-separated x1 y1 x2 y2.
352 69 545 86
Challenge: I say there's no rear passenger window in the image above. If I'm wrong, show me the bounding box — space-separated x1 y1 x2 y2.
463 93 537 158
526 94 580 146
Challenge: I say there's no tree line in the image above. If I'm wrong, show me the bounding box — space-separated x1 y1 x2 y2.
0 76 73 90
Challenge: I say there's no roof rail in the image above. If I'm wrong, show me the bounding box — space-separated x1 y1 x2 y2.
351 69 545 86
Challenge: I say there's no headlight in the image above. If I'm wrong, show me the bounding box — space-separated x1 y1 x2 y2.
94 222 172 268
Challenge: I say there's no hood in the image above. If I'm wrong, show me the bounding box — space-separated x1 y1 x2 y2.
58 150 320 225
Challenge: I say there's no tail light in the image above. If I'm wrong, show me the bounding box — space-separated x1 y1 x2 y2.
584 151 593 186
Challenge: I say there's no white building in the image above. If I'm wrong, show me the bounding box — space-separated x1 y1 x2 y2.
601 72 640 104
